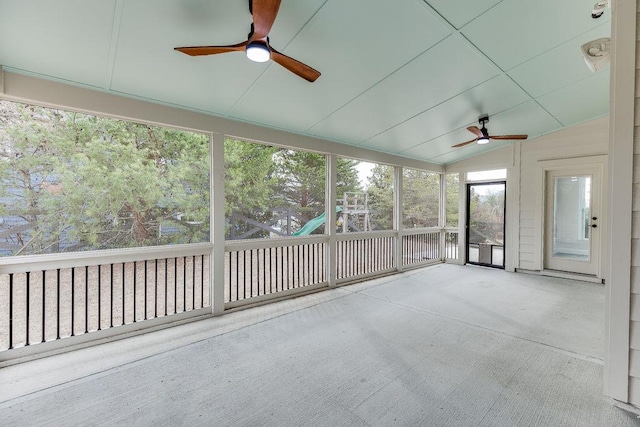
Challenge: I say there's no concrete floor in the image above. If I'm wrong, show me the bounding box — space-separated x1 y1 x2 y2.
0 264 637 426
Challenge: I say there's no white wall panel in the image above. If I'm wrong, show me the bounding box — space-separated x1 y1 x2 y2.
632 294 640 322
630 377 640 405
631 349 640 377
633 267 640 294
631 320 640 349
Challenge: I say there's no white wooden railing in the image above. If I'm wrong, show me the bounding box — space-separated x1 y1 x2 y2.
1 228 462 358
0 244 211 354
224 236 327 308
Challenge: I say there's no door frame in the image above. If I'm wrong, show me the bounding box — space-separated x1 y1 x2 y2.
538 155 607 279
465 180 506 269
544 167 600 275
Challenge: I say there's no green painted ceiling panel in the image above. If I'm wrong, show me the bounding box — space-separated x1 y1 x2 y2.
462 0 609 71
402 101 561 162
0 1 117 88
425 0 502 29
307 36 499 145
110 0 324 115
0 0 612 165
536 69 610 126
508 22 610 98
228 0 450 133
364 75 529 153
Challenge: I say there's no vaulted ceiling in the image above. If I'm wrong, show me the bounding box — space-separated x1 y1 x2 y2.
0 0 611 164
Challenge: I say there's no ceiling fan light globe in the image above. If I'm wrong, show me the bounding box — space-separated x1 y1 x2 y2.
246 42 270 62
477 137 490 145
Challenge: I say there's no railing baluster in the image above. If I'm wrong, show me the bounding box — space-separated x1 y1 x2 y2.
191 256 196 310
43 272 48 341
200 255 205 309
182 257 187 311
9 274 13 349
26 272 30 346
109 264 114 329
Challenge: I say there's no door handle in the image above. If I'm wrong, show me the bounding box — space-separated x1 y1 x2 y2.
591 224 597 228
592 216 598 221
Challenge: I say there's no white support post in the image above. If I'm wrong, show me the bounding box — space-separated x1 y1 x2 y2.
394 166 403 271
0 66 4 94
505 144 521 272
440 172 446 261
211 132 226 315
458 173 467 264
604 0 636 402
327 153 337 287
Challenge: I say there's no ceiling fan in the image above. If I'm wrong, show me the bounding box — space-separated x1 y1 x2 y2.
452 115 528 148
174 0 321 82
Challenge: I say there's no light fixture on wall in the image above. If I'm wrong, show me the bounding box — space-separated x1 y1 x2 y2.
246 41 271 63
580 37 610 72
591 0 609 19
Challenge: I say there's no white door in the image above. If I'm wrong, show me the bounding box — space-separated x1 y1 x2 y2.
544 167 601 276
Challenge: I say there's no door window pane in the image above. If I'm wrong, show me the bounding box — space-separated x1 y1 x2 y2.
552 176 591 260
467 183 505 267
466 169 507 181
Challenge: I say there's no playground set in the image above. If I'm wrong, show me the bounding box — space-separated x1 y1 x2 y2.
227 193 374 240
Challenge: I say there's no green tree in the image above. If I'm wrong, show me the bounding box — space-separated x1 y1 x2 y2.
224 143 363 238
0 101 210 255
224 138 283 239
366 164 394 230
445 173 459 227
468 186 504 244
402 169 439 228
336 158 362 198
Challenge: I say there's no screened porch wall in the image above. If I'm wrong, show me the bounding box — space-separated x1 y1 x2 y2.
0 70 452 363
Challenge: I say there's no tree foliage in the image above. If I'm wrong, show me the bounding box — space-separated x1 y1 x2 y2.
445 173 459 227
403 169 439 228
365 164 395 230
223 140 363 238
0 101 210 255
0 99 456 252
468 185 505 244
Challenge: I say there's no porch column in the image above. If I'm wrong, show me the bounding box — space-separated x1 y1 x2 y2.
211 132 226 314
327 153 337 287
604 0 636 401
395 166 404 271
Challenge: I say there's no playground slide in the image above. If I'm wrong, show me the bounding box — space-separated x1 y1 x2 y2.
293 207 342 237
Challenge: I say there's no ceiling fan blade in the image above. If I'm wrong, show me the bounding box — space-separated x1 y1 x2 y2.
488 134 528 140
467 126 483 138
271 48 321 82
175 41 247 56
251 0 282 40
452 138 478 148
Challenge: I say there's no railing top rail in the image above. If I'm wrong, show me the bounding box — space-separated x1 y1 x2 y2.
400 227 442 236
336 230 396 241
225 235 328 251
0 243 213 274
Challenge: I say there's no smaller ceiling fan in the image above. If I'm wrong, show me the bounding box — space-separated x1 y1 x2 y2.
452 115 528 148
174 0 321 82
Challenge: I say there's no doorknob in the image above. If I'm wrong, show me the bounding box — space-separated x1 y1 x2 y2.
592 216 598 221
591 224 597 228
